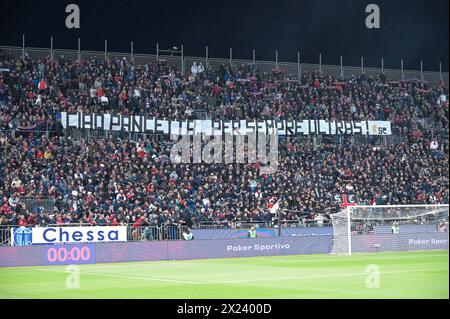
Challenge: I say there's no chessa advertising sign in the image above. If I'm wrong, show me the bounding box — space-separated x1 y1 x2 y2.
11 226 127 246
10 227 33 246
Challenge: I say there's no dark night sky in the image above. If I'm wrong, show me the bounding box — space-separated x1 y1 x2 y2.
0 0 448 70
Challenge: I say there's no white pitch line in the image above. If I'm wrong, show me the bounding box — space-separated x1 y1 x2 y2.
4 252 447 270
35 267 448 285
83 252 450 268
35 268 202 284
253 253 449 262
204 268 449 284
78 262 196 269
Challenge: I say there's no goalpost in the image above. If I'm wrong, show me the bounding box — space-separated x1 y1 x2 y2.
331 204 449 255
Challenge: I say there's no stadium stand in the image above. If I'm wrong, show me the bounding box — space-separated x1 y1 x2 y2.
0 50 448 230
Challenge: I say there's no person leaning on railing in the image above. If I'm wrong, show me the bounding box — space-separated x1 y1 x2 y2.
182 227 194 240
131 215 147 240
247 225 257 238
144 226 153 241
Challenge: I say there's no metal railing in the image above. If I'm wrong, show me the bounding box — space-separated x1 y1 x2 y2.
0 129 57 140
62 127 167 143
194 219 331 229
195 221 272 229
46 223 92 227
0 41 447 85
195 224 231 229
311 134 406 147
128 226 162 241
18 197 55 214
0 227 11 246
280 219 333 228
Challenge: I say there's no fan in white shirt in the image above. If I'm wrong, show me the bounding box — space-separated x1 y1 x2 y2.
430 140 439 150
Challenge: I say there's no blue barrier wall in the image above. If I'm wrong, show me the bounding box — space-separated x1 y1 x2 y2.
0 229 447 267
191 227 333 239
0 236 334 267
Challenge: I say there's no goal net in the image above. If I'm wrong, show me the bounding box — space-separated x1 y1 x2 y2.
331 205 449 255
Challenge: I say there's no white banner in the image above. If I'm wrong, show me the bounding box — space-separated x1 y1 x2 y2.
30 226 127 245
60 112 392 136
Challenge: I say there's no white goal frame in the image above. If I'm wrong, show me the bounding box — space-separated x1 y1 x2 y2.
331 204 450 255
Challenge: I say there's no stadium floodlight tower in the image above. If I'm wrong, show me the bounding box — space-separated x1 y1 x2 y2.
331 204 449 255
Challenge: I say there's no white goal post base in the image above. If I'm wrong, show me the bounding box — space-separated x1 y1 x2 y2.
331 204 449 255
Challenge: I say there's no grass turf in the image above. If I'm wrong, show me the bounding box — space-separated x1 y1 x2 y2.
0 250 448 299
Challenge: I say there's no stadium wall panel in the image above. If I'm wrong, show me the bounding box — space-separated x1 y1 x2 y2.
351 232 449 252
0 236 333 267
1 232 447 267
191 227 333 239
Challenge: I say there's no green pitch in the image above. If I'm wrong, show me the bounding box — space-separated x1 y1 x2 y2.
0 250 448 299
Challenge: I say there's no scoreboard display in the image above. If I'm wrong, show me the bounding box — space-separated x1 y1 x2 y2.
44 244 96 265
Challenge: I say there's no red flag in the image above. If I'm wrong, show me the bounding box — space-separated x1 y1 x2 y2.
340 195 357 208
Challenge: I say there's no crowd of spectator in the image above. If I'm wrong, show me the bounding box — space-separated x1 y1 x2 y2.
0 132 447 228
1 50 448 131
0 50 448 229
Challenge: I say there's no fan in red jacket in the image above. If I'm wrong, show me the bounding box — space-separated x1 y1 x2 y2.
132 216 146 228
18 215 28 227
